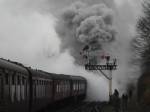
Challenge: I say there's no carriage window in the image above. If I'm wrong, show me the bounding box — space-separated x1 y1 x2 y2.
36 80 38 85
59 83 61 92
22 77 25 85
0 69 2 76
76 82 77 90
12 75 15 85
73 83 75 90
35 80 37 85
33 80 35 85
79 82 80 90
56 84 58 92
17 75 20 85
5 74 9 84
38 80 40 85
67 81 69 90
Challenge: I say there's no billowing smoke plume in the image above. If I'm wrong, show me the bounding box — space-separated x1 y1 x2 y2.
56 2 116 64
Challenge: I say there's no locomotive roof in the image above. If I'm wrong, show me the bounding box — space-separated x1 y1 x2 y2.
0 58 28 74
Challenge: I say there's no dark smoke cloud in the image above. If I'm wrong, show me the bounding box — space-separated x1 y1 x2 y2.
56 1 116 64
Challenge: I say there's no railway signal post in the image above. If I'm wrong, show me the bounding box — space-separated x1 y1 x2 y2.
81 45 117 101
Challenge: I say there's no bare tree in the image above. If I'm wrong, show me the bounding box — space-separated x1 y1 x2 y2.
131 0 150 72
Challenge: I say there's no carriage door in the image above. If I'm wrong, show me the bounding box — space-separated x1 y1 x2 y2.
0 74 3 103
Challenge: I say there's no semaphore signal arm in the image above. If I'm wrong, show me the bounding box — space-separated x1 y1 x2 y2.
85 64 117 71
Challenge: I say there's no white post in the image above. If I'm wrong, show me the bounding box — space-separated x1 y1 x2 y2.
109 70 112 97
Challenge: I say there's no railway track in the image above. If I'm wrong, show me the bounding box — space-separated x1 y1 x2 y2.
49 101 107 112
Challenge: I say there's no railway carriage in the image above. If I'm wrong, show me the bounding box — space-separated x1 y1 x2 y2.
0 58 29 112
52 74 72 102
29 69 53 112
0 58 87 112
70 76 87 100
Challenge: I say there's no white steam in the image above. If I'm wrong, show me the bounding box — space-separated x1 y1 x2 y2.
0 0 60 67
111 0 143 93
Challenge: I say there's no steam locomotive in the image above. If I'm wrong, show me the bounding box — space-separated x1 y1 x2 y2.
0 58 87 112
